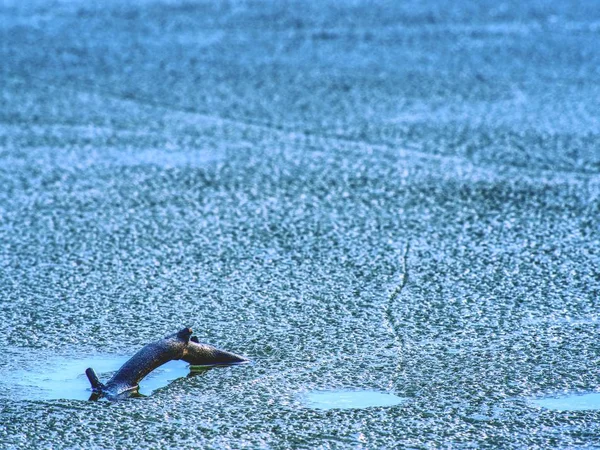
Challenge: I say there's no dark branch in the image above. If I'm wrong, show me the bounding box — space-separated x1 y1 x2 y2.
86 327 247 400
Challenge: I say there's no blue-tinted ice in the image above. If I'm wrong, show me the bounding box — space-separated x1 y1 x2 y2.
2 0 600 447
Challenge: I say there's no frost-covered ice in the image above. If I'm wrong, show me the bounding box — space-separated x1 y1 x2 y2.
1 0 600 448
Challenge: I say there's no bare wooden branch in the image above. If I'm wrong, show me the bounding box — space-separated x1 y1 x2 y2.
86 327 247 400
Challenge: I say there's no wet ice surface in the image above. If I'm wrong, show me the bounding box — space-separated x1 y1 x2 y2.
532 393 600 412
0 355 199 401
302 390 405 410
0 354 128 401
2 0 600 448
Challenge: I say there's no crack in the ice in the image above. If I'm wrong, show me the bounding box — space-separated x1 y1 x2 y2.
384 241 410 390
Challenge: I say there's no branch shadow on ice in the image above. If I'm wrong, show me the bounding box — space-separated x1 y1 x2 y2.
86 327 248 401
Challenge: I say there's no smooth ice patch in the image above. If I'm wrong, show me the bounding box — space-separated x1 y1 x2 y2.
0 355 192 401
531 393 600 411
302 390 405 410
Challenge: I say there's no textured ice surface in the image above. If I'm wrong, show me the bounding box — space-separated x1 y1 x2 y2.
1 0 600 448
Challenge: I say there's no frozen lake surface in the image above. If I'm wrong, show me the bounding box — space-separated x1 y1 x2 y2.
1 0 600 447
